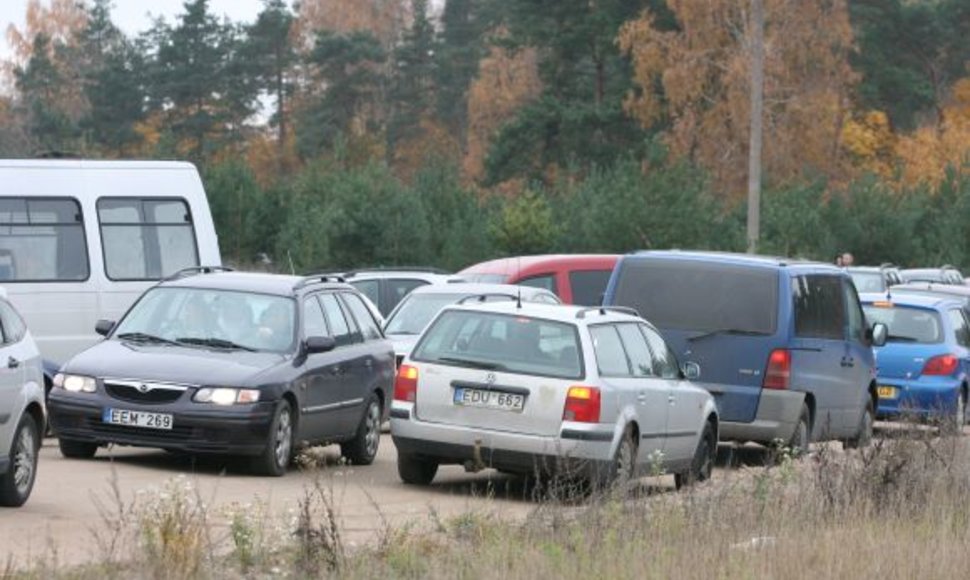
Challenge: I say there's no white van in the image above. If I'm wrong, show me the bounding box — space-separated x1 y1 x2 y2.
0 160 221 388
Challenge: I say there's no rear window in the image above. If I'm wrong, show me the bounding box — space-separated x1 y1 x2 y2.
462 273 508 284
412 310 583 379
849 271 886 293
569 270 612 306
611 259 778 334
863 304 943 344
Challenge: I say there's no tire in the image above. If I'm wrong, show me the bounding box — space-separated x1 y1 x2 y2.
0 414 40 507
943 389 966 436
340 395 382 465
604 427 638 490
844 399 874 449
58 437 98 459
675 422 715 490
789 404 811 455
251 399 294 477
397 452 438 485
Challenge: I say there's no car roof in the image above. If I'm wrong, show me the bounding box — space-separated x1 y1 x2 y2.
345 271 464 283
624 250 840 272
859 292 964 310
847 266 885 274
160 271 351 296
458 254 619 275
891 282 970 297
439 300 640 325
0 159 197 170
406 282 557 298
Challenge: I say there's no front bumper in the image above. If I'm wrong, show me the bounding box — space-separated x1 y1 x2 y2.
390 404 615 476
874 377 962 420
718 388 805 444
48 393 276 456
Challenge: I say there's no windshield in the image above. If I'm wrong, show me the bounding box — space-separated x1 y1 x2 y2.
850 272 886 293
413 310 583 379
113 287 297 353
611 259 778 334
863 305 943 344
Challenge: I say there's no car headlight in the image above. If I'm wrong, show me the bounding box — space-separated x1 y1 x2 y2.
53 373 97 393
193 388 261 405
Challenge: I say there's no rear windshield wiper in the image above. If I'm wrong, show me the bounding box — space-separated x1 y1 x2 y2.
688 328 770 342
116 332 179 346
176 337 257 352
887 335 919 342
437 356 505 370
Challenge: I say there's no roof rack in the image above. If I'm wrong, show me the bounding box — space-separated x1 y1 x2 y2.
456 293 518 305
164 265 234 281
342 266 450 278
575 306 640 319
293 274 346 290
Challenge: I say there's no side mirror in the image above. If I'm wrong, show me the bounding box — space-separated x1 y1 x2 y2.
681 361 701 380
95 319 115 337
869 323 888 348
305 335 337 354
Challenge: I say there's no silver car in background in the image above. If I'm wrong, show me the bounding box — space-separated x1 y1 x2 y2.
383 283 561 366
0 291 44 507
390 302 718 489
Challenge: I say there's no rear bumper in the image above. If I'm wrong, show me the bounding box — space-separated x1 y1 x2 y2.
718 389 805 444
48 394 276 456
390 405 615 475
875 377 962 419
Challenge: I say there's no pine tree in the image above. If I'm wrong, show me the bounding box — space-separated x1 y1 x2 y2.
244 0 297 161
387 0 437 160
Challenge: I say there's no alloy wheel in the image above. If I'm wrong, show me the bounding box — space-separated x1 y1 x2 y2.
274 407 292 468
13 426 36 495
364 401 381 457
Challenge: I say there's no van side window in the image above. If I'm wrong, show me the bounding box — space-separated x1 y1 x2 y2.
948 310 970 347
0 300 27 344
0 197 88 281
842 279 866 343
793 275 845 340
341 293 383 341
98 198 199 280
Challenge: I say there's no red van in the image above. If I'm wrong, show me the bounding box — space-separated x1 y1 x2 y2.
458 254 619 305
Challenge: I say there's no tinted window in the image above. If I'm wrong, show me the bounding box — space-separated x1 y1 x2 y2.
385 279 427 314
611 259 778 334
568 270 612 306
303 297 329 338
342 293 383 341
319 293 354 346
863 305 943 344
793 275 845 340
98 198 198 280
0 300 27 343
616 323 654 377
518 274 557 294
413 310 583 379
843 279 866 343
590 325 631 377
350 280 380 307
640 325 680 379
0 197 88 281
949 310 970 347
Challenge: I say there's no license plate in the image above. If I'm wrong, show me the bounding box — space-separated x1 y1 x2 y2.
453 388 525 412
102 408 174 430
877 386 897 399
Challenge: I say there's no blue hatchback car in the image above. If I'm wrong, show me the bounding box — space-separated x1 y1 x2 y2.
860 293 969 427
603 251 887 450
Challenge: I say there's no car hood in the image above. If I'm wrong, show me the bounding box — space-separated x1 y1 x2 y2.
62 339 288 386
387 334 420 358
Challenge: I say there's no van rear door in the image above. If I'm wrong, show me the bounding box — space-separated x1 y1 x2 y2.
604 257 781 423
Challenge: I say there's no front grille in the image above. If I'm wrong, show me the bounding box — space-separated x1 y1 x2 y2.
105 381 186 404
86 417 194 441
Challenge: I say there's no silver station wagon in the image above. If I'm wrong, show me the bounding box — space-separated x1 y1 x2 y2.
390 301 719 489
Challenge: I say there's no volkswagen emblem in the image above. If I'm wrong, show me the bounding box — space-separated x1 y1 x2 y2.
484 372 497 386
138 383 151 393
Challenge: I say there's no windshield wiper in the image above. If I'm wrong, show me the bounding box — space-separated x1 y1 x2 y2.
887 335 918 342
438 356 505 370
116 332 179 346
688 328 770 342
175 337 257 352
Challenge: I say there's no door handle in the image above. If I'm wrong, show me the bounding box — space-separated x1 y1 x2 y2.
6 357 18 369
365 358 373 369
637 392 647 403
330 366 344 376
668 394 675 404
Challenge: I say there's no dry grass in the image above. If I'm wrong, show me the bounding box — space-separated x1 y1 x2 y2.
8 427 970 579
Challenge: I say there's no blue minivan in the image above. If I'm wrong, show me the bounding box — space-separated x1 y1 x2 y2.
603 251 887 449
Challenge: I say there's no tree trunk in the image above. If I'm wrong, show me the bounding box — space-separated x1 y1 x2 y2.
746 0 764 254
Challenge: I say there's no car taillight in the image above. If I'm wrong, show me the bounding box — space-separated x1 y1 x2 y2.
563 386 601 423
923 354 959 376
763 349 791 390
394 364 419 402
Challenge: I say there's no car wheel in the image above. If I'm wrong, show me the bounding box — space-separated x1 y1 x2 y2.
252 399 294 477
341 394 382 466
0 414 40 507
789 404 812 455
397 452 438 485
844 399 874 449
58 437 98 459
610 427 638 488
943 389 966 436
675 422 715 490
